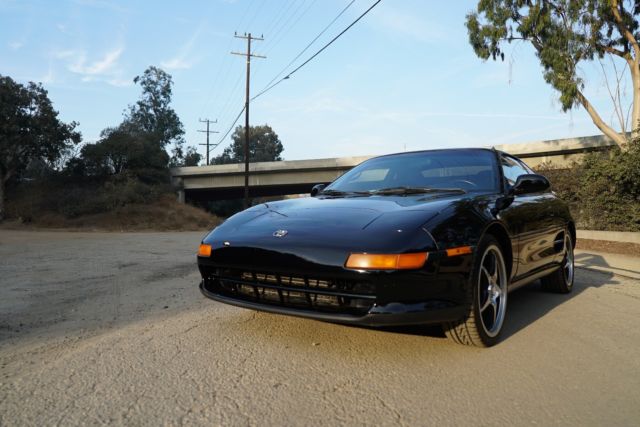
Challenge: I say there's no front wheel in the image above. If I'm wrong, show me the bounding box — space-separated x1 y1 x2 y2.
541 232 574 294
443 235 508 347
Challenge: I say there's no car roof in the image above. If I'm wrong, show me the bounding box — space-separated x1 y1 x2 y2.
370 147 501 160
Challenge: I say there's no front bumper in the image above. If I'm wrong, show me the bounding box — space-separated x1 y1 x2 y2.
197 243 473 327
199 277 467 327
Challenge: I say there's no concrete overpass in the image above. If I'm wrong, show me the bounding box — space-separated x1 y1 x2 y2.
172 134 617 202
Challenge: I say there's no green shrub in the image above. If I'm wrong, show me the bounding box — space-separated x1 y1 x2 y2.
577 141 640 231
536 140 640 231
536 161 581 208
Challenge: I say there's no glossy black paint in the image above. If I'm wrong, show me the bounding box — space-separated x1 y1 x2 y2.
310 183 326 197
197 148 575 326
513 174 551 195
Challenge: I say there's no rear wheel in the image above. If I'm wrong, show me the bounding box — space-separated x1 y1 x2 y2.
541 232 574 293
444 235 508 347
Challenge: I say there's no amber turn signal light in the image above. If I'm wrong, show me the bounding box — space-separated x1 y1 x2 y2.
445 246 472 257
198 244 212 257
345 252 428 270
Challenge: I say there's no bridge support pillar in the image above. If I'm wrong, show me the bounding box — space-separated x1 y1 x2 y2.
177 190 185 204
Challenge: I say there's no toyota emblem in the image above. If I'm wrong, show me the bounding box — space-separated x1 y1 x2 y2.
273 229 288 238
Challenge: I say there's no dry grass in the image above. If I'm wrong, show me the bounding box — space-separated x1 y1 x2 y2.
2 195 221 232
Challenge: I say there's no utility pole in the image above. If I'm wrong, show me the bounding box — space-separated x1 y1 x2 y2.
232 32 265 209
197 118 218 165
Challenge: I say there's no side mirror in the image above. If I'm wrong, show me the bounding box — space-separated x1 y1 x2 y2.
512 174 550 195
311 184 326 197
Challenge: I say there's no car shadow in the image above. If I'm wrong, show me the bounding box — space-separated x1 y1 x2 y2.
376 265 620 343
207 264 625 355
499 267 617 340
574 251 639 277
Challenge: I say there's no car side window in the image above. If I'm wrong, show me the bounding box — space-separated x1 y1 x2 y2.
501 156 529 187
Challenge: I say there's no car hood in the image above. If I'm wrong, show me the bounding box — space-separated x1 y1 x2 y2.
204 193 473 255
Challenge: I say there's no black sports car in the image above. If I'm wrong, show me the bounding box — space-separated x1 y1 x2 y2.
197 148 575 347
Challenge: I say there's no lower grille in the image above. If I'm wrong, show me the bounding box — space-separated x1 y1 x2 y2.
206 268 376 315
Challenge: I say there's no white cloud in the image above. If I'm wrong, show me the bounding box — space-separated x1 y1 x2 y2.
370 6 445 44
73 0 129 14
161 56 193 70
107 78 131 87
52 46 130 87
68 47 123 75
56 23 75 35
161 26 203 70
53 49 78 59
8 40 23 50
40 62 54 84
258 90 367 115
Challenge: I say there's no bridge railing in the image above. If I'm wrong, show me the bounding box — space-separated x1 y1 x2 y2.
171 134 618 201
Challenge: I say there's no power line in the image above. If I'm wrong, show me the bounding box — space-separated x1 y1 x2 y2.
197 118 219 165
213 105 246 150
243 0 301 80
198 0 257 117
206 1 292 147
216 72 245 129
259 0 355 94
212 0 342 144
198 36 236 117
211 0 381 164
231 32 265 209
258 0 297 45
252 0 382 102
248 0 315 85
260 0 316 57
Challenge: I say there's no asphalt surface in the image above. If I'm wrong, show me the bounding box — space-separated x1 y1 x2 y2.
1 230 639 426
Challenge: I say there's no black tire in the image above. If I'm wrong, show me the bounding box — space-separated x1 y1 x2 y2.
443 235 509 347
541 232 574 294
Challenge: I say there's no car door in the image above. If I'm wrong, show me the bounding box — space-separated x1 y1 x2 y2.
497 154 561 279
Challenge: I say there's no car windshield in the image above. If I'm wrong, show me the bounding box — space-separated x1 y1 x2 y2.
324 150 499 194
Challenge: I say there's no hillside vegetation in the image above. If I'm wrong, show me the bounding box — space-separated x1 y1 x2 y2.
1 67 217 230
2 193 219 231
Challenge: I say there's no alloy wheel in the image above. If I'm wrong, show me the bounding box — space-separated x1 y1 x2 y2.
478 244 508 338
563 234 574 287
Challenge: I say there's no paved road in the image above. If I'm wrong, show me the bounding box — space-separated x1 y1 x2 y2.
1 230 639 426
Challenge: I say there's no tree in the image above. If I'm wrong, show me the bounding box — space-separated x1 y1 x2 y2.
183 146 202 167
0 75 81 220
467 0 640 148
77 65 193 178
168 142 202 167
125 66 202 169
213 124 284 165
127 66 185 149
207 124 284 216
79 124 169 183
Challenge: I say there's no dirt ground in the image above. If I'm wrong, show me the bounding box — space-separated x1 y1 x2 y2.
1 230 639 426
576 238 640 257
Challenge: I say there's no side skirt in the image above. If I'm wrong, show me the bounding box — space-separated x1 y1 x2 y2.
508 263 562 292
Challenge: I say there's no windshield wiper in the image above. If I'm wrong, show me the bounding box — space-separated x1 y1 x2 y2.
320 189 370 197
370 186 466 195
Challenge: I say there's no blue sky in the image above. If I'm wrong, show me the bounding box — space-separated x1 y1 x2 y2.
0 0 632 161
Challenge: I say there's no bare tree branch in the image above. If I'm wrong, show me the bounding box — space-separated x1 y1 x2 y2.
599 57 628 133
